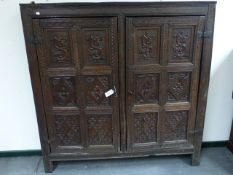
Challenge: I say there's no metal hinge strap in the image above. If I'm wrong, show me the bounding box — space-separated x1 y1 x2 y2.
41 138 54 144
189 129 203 135
198 31 212 38
27 36 42 44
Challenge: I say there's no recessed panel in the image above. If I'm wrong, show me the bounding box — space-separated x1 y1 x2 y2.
134 28 161 64
54 115 81 146
133 113 158 143
167 72 191 103
50 76 76 106
168 27 194 63
46 30 73 66
162 111 188 142
84 75 111 106
88 114 113 145
81 29 109 66
135 73 159 104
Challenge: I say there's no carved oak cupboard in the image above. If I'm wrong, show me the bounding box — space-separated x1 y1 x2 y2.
20 1 216 172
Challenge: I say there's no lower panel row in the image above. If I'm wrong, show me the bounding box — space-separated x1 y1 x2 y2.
47 110 191 153
130 110 190 150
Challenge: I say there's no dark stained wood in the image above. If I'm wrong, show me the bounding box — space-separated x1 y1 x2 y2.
32 17 120 154
227 121 233 153
20 6 54 172
20 1 216 173
126 16 205 152
192 3 216 165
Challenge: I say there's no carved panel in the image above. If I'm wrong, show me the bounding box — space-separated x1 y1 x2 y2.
169 27 194 63
167 72 191 102
135 73 159 104
88 115 113 145
85 75 110 106
47 31 72 65
50 77 76 106
55 115 81 146
82 29 108 65
134 113 158 143
163 111 188 141
135 28 160 64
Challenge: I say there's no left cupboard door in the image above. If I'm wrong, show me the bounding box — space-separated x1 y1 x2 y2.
32 17 120 154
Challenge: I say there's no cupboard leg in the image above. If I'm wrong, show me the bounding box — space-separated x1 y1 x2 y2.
191 151 201 166
43 158 54 173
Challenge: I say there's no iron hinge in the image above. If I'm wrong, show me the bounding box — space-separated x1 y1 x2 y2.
27 36 42 44
41 138 54 144
198 31 212 38
189 129 203 135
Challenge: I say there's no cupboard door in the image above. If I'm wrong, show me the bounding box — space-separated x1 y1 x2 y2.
126 16 205 152
33 17 119 154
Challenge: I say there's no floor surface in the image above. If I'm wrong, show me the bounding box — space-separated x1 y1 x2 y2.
0 147 233 175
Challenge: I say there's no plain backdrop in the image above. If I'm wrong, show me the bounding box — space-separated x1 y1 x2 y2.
0 0 233 151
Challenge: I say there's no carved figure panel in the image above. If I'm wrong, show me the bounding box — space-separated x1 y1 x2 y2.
167 72 191 102
163 111 188 141
82 29 108 65
47 31 72 66
55 115 81 146
85 76 110 106
135 73 159 104
88 115 113 145
50 77 76 106
134 113 158 143
135 28 160 64
169 28 194 63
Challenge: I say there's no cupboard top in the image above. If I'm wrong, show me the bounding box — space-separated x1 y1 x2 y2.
20 1 216 18
20 1 217 7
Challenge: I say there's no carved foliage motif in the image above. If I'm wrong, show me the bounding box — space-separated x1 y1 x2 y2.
85 76 110 106
48 31 72 65
163 111 188 141
139 32 155 58
171 28 193 62
55 115 81 146
134 113 158 143
85 31 107 64
135 74 159 104
167 72 190 102
50 77 76 106
136 29 159 63
88 115 113 145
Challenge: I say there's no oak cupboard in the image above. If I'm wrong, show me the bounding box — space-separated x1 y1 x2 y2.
20 1 216 172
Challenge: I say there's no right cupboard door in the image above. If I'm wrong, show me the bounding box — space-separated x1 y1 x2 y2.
126 16 205 152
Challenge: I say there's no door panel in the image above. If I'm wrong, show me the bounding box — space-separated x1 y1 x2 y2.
168 26 195 63
126 16 205 152
33 17 119 154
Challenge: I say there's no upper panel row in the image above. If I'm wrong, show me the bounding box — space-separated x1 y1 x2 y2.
35 16 204 68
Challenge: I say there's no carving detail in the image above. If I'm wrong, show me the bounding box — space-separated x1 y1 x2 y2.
171 28 193 62
139 32 155 59
134 113 158 143
50 77 76 106
168 73 190 102
88 115 113 145
85 76 110 106
87 33 104 63
136 74 159 104
163 111 188 141
55 115 81 146
49 32 72 64
135 28 160 64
